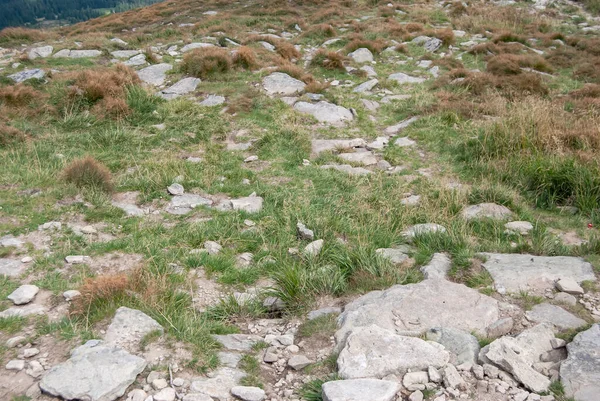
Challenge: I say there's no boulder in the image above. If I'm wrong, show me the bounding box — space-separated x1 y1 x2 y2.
263 72 306 96
348 48 374 63
39 340 146 401
337 325 449 379
462 203 512 220
322 379 400 401
294 101 354 126
426 327 480 365
525 303 587 331
104 307 164 351
560 324 600 401
158 77 200 100
138 63 173 86
7 285 39 305
480 253 596 293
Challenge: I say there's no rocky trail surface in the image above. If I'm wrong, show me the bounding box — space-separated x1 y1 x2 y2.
1 0 600 400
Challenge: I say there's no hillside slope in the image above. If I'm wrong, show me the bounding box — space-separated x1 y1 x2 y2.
1 0 600 401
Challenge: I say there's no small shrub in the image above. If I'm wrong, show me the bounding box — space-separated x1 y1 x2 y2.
72 274 128 315
0 124 27 147
405 22 424 32
62 156 114 193
492 30 527 44
304 23 336 38
486 54 522 75
310 49 346 70
181 47 232 79
344 38 386 54
232 46 258 70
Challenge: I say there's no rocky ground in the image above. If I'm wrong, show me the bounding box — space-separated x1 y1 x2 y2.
1 0 600 400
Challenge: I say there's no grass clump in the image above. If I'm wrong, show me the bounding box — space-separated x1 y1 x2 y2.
232 46 259 70
310 50 346 71
62 156 114 193
0 27 48 44
0 84 46 108
344 38 386 54
0 124 27 147
181 47 233 79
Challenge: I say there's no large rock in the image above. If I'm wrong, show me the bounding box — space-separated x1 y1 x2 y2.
263 72 306 96
426 327 480 365
28 45 53 59
348 48 374 63
104 307 163 351
39 340 146 401
138 63 173 86
311 138 366 155
462 203 513 220
388 72 426 84
7 285 39 305
0 258 26 277
525 303 587 331
480 253 596 293
158 77 200 100
190 368 246 401
322 379 400 401
560 324 600 401
337 325 449 379
8 69 45 83
335 278 500 348
294 101 354 126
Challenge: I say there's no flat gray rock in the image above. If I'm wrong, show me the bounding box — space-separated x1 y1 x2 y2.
123 54 147 66
7 285 39 305
104 307 163 351
0 235 24 248
111 50 141 59
307 306 342 320
190 367 245 400
480 253 596 293
338 151 377 166
388 72 426 84
560 324 600 401
375 248 409 264
426 327 480 365
384 116 420 135
337 325 449 379
311 138 366 155
229 195 263 213
505 221 534 235
199 95 226 107
462 203 512 220
335 278 499 348
402 223 446 239
420 253 451 279
263 72 306 96
0 258 26 277
28 45 53 59
525 303 587 331
39 340 146 401
231 386 265 401
8 68 45 83
353 78 378 93
0 303 46 318
158 77 200 100
69 50 102 58
181 43 215 52
322 379 400 401
348 48 374 63
294 101 353 126
165 194 212 215
321 164 372 176
138 63 173 86
213 334 262 351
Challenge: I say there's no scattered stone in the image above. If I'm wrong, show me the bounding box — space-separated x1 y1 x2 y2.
554 292 577 306
6 336 26 348
0 235 24 248
104 307 164 350
213 334 262 351
525 303 587 331
480 253 596 293
63 290 81 301
173 378 185 387
462 203 513 220
403 371 429 391
263 296 285 311
28 45 53 59
426 327 480 365
231 386 266 401
0 303 46 318
23 348 40 358
68 50 103 58
322 379 400 401
138 63 173 86
127 389 147 401
154 387 176 401
402 223 447 239
65 255 91 264
123 53 147 66
181 43 215 52
384 116 420 135
353 78 378 93
111 50 141 59
409 390 424 401
304 239 324 257
348 48 374 63
204 240 222 255
165 194 212 215
183 394 214 401
40 340 146 401
158 77 200 100
6 359 25 371
0 258 26 277
230 194 264 213
443 364 466 390
395 137 417 147
560 324 600 401
190 368 246 400
167 183 185 195
288 355 312 370
308 306 342 320
199 94 226 107
338 325 449 379
376 248 409 264
153 378 168 390
388 72 426 84
244 155 259 162
321 164 372 175
294 101 354 126
7 284 39 305
297 222 314 240
8 68 45 83
263 72 306 96
555 278 584 295
505 221 534 235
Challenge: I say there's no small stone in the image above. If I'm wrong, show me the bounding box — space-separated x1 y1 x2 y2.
473 364 484 379
487 317 514 338
63 290 81 301
153 378 168 390
6 336 26 348
65 255 90 264
263 296 285 312
147 371 162 384
304 239 324 257
173 378 185 387
204 241 222 255
231 385 266 401
263 352 278 363
21 256 33 263
7 284 39 305
26 360 44 378
23 348 40 358
403 371 428 391
244 155 259 163
505 221 534 235
288 355 312 370
409 390 424 401
167 183 185 196
555 278 584 295
443 364 466 390
6 359 25 371
154 387 176 401
554 292 577 306
428 366 442 383
297 222 314 241
127 389 147 401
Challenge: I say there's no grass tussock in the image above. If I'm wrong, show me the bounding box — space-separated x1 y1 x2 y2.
181 47 233 79
233 46 259 70
245 35 300 60
72 274 129 315
62 156 114 193
0 124 27 147
310 49 346 70
0 27 48 43
344 38 386 54
486 54 553 75
0 84 46 108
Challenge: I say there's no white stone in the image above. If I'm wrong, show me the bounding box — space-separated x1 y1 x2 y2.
231 385 266 401
7 284 39 305
104 307 164 351
555 278 584 295
263 72 306 96
322 379 400 401
304 239 324 257
348 48 374 63
462 203 512 220
294 101 354 126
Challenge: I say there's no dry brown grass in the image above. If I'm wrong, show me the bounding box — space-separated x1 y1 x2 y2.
62 156 113 193
405 23 424 33
0 27 49 43
245 35 300 60
72 274 129 315
492 30 527 44
181 47 233 79
426 28 455 46
486 54 553 76
233 46 259 69
0 85 46 108
275 60 315 84
304 23 337 38
344 38 386 54
312 7 344 23
0 124 27 147
310 49 346 70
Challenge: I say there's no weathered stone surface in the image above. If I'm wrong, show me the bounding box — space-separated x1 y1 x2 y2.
462 203 512 220
353 78 378 93
336 278 500 348
7 284 39 305
560 324 600 401
525 303 587 331
69 50 103 58
294 101 353 126
395 137 417 147
480 253 596 293
420 253 450 280
388 72 426 84
384 116 420 135
6 359 25 371
403 371 428 391
123 54 146 66
190 368 246 400
0 303 46 318
230 195 263 213
402 223 447 239
28 45 53 59
304 239 324 257
297 222 314 240
167 183 185 195
505 221 534 235
486 317 514 338
307 306 341 320
154 387 176 401
183 394 214 401
375 248 409 264
288 355 312 370
443 364 466 390
0 258 26 277
138 63 173 86
0 235 24 248
321 164 372 175
338 151 377 166
322 379 400 401
348 48 374 63
337 325 449 379
165 194 212 215
555 278 584 295
111 50 140 59
9 68 45 83
426 327 480 365
104 307 163 351
231 386 266 401
158 77 200 100
554 292 577 306
181 43 215 52
199 94 226 107
263 72 306 96
213 334 262 351
39 340 146 401
311 138 366 155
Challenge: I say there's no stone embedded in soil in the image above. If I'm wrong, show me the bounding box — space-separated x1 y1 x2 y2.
353 78 378 93
461 203 513 220
338 151 378 166
480 253 596 293
420 253 451 280
6 359 25 371
28 45 53 59
104 307 164 351
321 164 372 176
504 221 534 235
294 101 354 126
426 327 480 365
560 324 600 401
307 306 342 320
199 94 226 107
154 387 176 401
337 325 449 379
322 379 400 401
296 222 314 240
158 77 200 100
348 48 374 63
165 194 212 215
388 72 426 84
190 367 246 400
375 248 409 264
40 340 146 401
525 303 587 331
167 183 185 195
384 116 420 135
230 386 266 401
311 138 366 155
230 194 264 213
288 355 312 370
0 258 26 277
402 223 447 239
555 278 584 295
8 68 46 83
213 334 263 351
0 303 46 318
262 72 306 96
7 285 39 305
304 239 324 257
137 63 173 86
